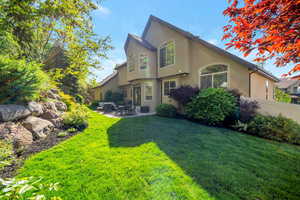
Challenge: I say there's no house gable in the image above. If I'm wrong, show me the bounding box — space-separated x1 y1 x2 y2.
142 15 278 82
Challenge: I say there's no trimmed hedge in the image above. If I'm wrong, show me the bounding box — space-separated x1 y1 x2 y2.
248 114 300 145
185 88 237 125
156 104 177 118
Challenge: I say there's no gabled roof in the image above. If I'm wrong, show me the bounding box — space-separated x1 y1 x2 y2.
124 34 156 53
142 15 279 82
277 79 300 89
115 62 127 70
93 71 118 89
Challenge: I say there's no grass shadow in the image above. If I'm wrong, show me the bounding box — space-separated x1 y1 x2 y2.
108 116 300 200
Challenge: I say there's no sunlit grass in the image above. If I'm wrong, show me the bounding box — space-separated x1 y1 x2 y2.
18 112 300 200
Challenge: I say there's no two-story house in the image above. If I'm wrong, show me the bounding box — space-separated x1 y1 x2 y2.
92 15 279 112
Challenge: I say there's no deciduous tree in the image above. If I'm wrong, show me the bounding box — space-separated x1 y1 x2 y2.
223 0 300 75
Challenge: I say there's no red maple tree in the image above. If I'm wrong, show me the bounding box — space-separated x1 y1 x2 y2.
223 0 300 76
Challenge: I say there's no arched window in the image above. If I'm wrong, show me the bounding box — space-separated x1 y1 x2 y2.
199 64 228 89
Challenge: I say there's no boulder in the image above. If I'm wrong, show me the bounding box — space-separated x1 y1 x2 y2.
22 116 54 140
42 102 57 112
47 90 61 100
40 110 59 120
28 101 43 116
0 105 31 122
49 118 64 128
54 101 67 112
0 122 33 148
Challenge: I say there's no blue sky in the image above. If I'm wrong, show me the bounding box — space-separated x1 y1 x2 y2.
90 0 294 82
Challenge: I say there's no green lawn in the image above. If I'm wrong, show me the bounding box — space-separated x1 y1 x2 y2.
18 112 300 200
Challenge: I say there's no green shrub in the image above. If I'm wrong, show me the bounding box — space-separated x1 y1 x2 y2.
275 88 291 103
156 104 177 118
75 94 84 104
0 140 14 170
63 104 89 130
185 88 237 125
0 177 61 200
0 55 50 104
57 131 68 138
248 115 300 144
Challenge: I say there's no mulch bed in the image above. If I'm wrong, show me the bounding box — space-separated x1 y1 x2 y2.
0 129 80 178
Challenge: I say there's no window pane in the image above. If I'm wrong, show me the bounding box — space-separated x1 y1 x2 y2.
170 81 176 88
200 75 212 89
201 65 227 75
160 47 166 67
140 54 148 70
213 73 228 88
164 81 170 95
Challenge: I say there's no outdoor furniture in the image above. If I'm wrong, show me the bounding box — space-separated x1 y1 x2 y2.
97 102 118 111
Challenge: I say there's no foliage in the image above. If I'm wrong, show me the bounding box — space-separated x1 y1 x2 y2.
0 140 14 171
239 98 260 122
0 0 113 98
17 112 300 199
63 105 89 130
156 104 177 118
248 114 300 145
58 92 75 111
0 177 61 200
0 55 50 104
169 85 199 105
223 0 300 75
57 132 68 138
275 88 292 103
232 120 249 132
104 90 124 104
75 94 84 104
185 88 237 125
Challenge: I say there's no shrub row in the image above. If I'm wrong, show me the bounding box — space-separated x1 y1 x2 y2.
158 86 300 145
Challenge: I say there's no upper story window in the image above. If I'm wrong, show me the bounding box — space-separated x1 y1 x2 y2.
139 54 148 70
128 54 135 72
163 80 176 96
160 41 175 68
199 64 228 89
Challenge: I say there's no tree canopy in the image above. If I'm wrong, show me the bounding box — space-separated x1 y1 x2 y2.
223 0 300 76
0 0 112 97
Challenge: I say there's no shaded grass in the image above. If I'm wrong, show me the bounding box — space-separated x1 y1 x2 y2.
18 112 300 199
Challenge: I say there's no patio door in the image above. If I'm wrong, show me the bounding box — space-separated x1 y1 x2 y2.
133 86 141 106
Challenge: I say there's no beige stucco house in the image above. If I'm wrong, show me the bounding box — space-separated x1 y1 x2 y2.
92 15 279 112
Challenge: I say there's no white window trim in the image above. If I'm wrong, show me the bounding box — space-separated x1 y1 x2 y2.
143 82 153 102
198 63 230 89
138 53 149 71
158 40 176 70
162 79 178 97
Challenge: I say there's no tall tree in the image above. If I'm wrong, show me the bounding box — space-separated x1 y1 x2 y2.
0 0 112 95
223 0 300 76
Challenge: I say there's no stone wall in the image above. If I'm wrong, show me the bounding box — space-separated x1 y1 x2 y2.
0 89 68 149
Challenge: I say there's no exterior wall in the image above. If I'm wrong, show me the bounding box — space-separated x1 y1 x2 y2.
129 79 159 112
91 87 102 101
91 75 119 101
251 72 275 101
246 97 300 123
180 40 250 97
126 39 157 81
144 20 190 78
117 65 129 86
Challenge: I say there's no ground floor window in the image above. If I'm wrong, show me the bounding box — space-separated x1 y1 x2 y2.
144 82 153 101
199 64 228 89
163 80 176 96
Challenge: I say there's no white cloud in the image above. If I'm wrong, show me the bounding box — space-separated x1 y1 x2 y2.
96 6 111 15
